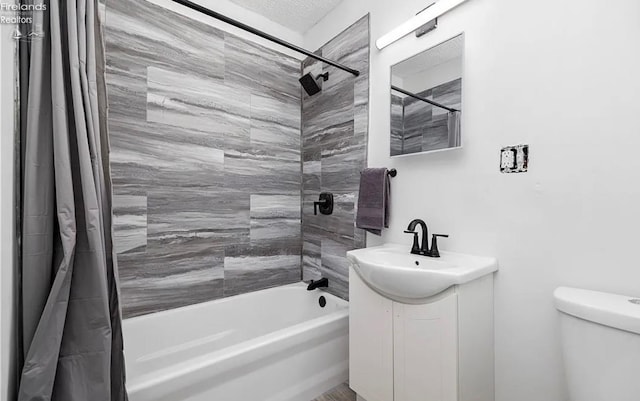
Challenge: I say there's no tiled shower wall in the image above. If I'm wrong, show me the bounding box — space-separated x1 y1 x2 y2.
104 0 303 317
301 16 370 300
390 93 404 155
390 78 462 155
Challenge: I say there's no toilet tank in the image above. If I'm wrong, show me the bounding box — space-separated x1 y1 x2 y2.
554 287 640 401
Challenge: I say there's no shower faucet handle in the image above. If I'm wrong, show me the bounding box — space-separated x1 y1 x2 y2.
313 193 334 216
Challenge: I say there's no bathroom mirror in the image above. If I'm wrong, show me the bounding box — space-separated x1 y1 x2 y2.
390 34 463 157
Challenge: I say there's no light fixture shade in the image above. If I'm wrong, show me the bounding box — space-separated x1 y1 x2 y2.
375 0 468 50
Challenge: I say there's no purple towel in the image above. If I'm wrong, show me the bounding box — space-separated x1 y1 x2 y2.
356 168 390 235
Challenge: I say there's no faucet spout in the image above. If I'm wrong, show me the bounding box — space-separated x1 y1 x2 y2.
404 219 429 254
307 277 328 291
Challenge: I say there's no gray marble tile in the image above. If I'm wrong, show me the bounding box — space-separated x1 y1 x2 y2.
106 0 302 313
109 130 225 190
104 0 225 81
250 194 301 242
118 236 225 318
393 79 461 155
301 14 370 300
402 135 424 154
147 67 251 136
423 114 450 151
432 78 462 118
303 145 322 164
302 239 322 281
321 139 365 193
303 193 357 243
303 160 321 192
223 252 301 297
106 0 368 314
146 189 250 250
403 95 432 137
354 75 370 140
250 92 300 133
224 34 300 103
108 120 226 194
354 227 366 249
321 239 351 300
105 68 147 120
224 149 301 193
224 254 301 274
321 17 369 93
250 93 301 161
302 221 325 281
390 94 404 156
112 194 147 254
302 82 355 148
121 268 224 318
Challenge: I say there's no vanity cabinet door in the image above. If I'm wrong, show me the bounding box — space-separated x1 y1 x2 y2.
349 267 394 401
393 293 458 401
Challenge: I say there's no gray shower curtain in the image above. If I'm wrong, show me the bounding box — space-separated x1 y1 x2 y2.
447 111 461 148
18 1 128 400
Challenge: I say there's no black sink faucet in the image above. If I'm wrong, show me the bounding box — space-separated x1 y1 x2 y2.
404 219 428 255
404 219 449 257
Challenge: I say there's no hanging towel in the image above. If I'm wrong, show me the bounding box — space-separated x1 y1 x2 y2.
356 168 391 235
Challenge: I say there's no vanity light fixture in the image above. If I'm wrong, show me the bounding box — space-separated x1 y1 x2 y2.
375 0 469 50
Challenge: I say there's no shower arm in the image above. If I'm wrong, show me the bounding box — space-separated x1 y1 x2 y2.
170 0 361 77
391 85 459 113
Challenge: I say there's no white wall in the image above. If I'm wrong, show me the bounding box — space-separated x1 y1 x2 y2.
305 0 640 400
400 57 462 94
0 5 17 400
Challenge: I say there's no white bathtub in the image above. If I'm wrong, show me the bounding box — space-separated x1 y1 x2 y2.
122 282 349 401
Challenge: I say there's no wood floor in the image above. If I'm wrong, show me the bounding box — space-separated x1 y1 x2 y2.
312 383 357 401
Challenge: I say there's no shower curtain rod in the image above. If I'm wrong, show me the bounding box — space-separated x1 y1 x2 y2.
391 85 459 113
171 0 361 77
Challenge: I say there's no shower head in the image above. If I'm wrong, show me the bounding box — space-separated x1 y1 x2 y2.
299 72 329 96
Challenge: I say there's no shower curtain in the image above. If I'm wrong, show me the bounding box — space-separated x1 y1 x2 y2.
447 111 461 148
18 1 128 400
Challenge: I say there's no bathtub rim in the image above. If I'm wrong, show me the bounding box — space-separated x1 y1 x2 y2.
123 281 348 324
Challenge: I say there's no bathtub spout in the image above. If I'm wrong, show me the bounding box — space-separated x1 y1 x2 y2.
307 278 329 291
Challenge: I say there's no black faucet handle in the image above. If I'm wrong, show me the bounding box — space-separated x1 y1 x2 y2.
429 234 448 258
314 193 334 215
313 200 325 215
404 230 420 254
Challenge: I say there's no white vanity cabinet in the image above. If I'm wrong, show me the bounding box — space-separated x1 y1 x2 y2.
393 292 458 401
349 266 394 401
349 266 495 401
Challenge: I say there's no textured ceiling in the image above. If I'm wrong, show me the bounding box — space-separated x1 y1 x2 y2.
225 0 344 33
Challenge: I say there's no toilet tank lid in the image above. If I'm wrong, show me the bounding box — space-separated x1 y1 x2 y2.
554 287 640 335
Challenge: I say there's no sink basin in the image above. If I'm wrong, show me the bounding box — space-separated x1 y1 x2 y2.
347 243 498 303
